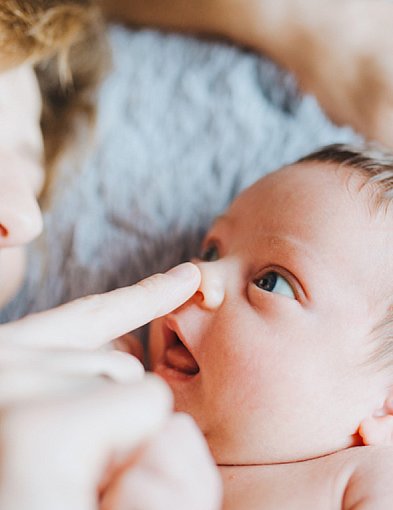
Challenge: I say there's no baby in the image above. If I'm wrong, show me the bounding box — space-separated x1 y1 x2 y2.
148 143 393 509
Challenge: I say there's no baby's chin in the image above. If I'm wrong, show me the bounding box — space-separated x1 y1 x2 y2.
205 437 353 467
167 398 362 467
0 246 26 308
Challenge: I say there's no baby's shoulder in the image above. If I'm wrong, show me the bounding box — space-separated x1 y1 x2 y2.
221 447 393 510
338 446 393 510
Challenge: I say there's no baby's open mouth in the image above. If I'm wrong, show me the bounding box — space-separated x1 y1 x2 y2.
162 325 200 376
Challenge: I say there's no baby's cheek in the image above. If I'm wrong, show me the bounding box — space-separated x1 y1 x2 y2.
214 349 264 407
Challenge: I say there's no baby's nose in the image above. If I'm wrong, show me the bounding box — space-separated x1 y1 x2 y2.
0 168 43 247
194 261 226 310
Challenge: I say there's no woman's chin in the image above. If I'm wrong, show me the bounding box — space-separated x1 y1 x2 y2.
0 246 26 308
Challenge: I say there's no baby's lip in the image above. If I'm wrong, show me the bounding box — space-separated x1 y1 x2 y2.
163 316 187 348
161 316 200 376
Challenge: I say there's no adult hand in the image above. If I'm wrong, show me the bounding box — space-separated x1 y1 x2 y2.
0 263 218 510
101 413 223 510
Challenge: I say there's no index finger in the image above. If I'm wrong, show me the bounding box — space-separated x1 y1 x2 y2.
0 263 200 350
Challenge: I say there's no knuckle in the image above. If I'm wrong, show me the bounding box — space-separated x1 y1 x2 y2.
135 273 165 294
104 351 145 382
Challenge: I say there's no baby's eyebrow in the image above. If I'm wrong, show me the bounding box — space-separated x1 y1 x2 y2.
254 233 327 280
211 214 234 229
264 234 316 261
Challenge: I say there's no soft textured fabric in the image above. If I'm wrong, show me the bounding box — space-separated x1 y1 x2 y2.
1 26 358 322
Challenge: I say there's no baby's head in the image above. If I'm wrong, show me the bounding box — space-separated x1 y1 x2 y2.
151 144 393 465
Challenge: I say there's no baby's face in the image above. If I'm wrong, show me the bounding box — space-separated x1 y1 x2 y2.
151 162 393 464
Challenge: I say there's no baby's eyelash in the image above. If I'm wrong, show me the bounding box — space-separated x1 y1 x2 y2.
251 265 305 302
253 270 296 299
199 241 220 262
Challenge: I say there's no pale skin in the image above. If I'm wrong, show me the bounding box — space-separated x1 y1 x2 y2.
142 162 393 509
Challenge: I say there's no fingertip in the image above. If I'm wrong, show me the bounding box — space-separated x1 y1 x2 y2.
166 262 201 284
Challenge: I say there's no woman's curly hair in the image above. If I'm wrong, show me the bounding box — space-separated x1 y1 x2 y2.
0 1 110 195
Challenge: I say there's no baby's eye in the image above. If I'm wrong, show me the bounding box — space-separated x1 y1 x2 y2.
254 271 295 299
200 242 220 262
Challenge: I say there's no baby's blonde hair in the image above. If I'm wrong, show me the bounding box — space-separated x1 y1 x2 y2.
298 143 393 369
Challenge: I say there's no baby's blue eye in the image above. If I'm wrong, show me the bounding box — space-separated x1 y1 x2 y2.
254 271 295 299
200 243 219 262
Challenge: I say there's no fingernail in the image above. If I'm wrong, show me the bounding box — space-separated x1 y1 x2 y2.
166 262 199 280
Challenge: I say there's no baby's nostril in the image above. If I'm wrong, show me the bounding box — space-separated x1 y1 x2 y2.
195 286 224 310
194 290 204 303
0 224 9 237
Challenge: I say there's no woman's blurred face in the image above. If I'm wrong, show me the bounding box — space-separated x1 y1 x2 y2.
0 65 44 308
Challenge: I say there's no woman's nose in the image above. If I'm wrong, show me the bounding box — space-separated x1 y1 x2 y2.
194 261 226 310
0 168 43 247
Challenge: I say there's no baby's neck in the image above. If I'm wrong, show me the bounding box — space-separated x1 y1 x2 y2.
218 447 363 510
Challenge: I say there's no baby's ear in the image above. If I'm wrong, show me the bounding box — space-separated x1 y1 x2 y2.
359 392 393 446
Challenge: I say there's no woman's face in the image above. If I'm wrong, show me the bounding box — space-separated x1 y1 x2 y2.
0 64 44 308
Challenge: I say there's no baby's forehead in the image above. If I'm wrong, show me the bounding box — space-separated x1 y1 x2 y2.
226 161 393 298
240 161 391 217
259 160 365 191
235 161 368 215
